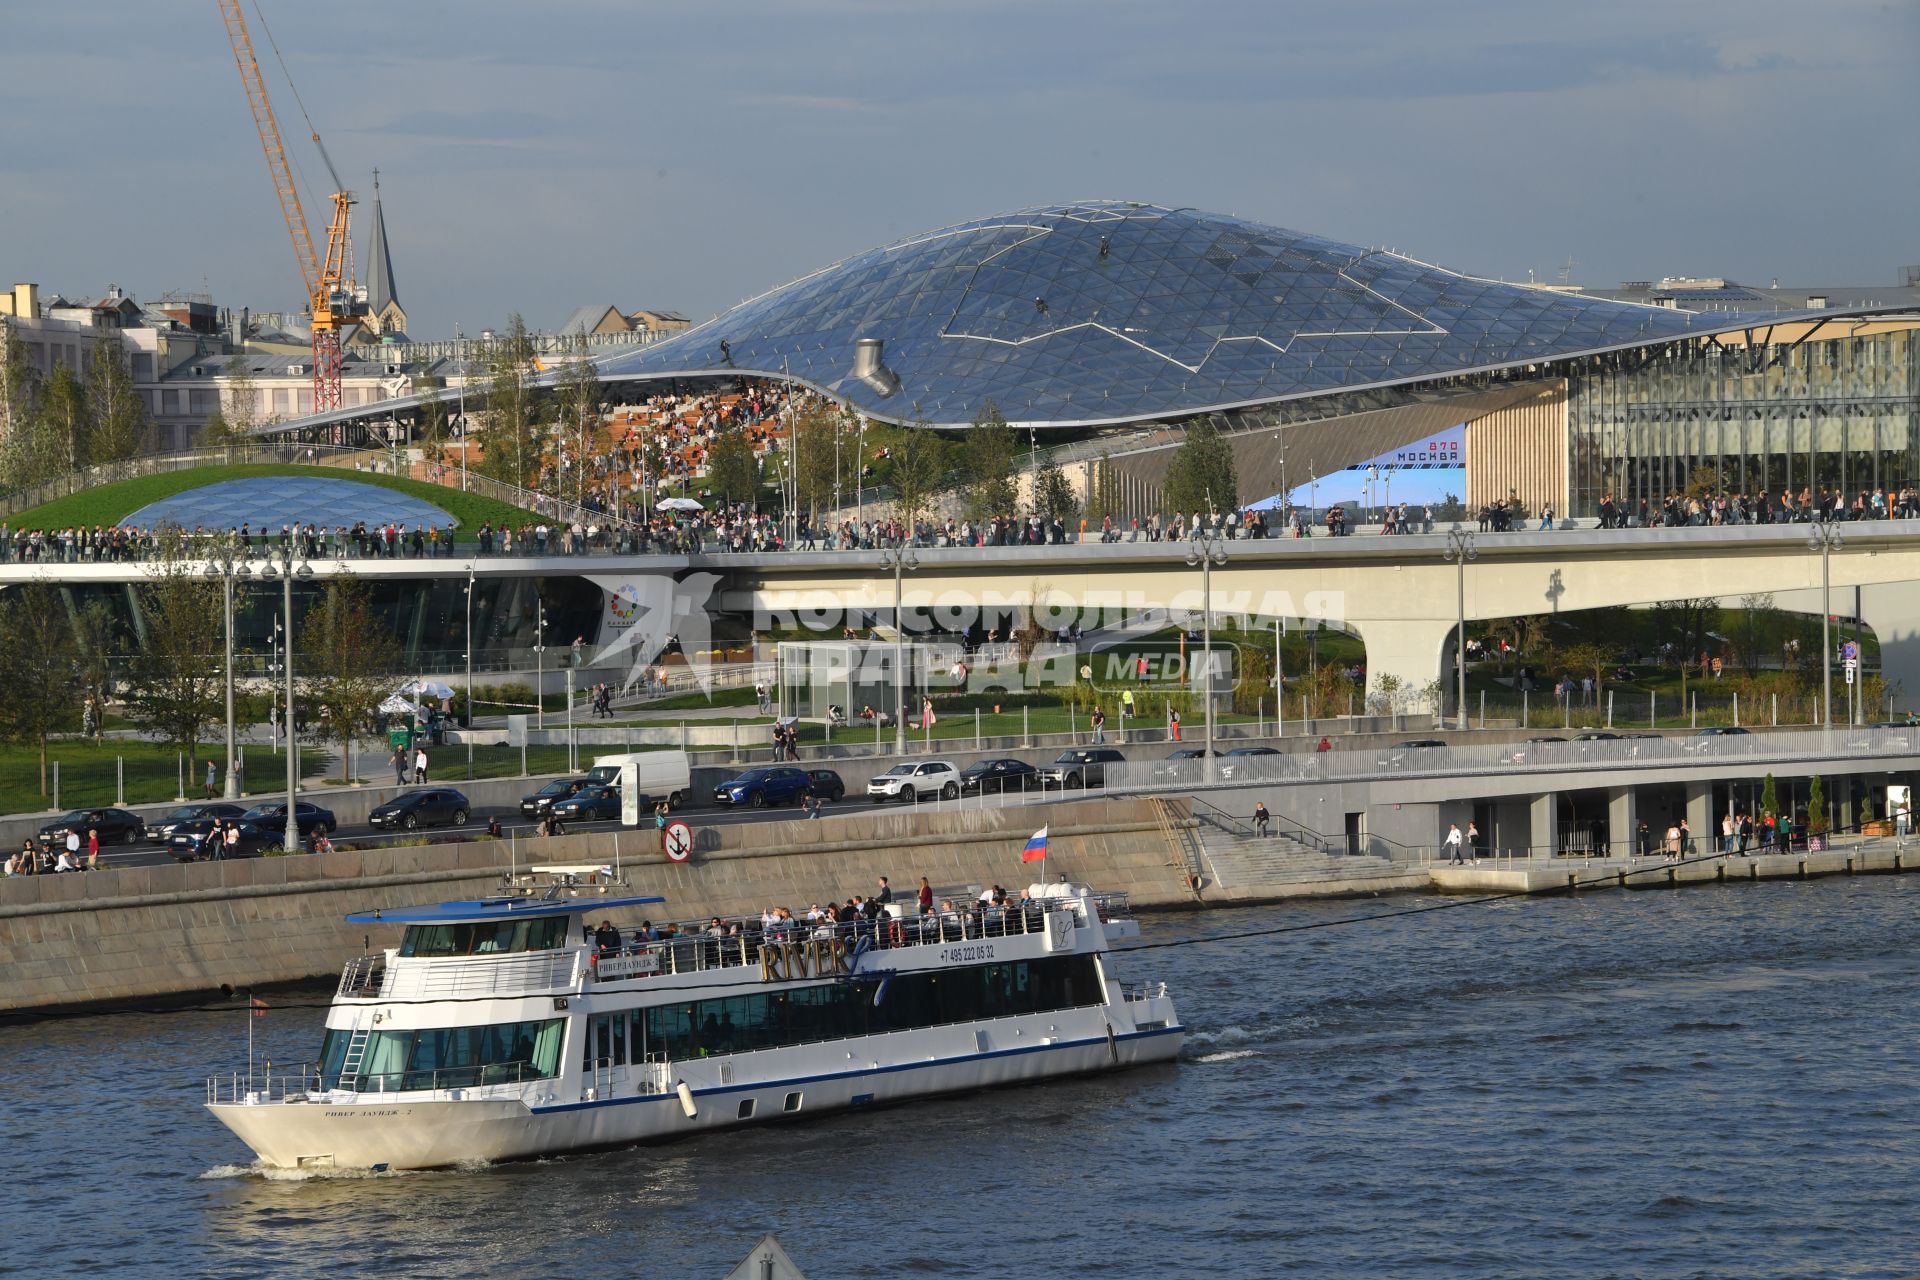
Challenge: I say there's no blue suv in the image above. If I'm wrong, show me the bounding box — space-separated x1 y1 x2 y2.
713 767 842 808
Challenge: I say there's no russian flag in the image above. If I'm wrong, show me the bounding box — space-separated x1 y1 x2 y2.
1021 826 1049 863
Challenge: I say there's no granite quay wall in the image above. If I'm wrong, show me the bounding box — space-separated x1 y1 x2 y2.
0 796 1191 1016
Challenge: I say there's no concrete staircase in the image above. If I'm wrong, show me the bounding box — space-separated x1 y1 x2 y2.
1193 822 1430 900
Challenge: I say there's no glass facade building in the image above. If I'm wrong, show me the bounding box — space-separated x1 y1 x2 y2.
1566 328 1919 514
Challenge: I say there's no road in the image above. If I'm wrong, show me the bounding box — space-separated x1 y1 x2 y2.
90 784 1069 871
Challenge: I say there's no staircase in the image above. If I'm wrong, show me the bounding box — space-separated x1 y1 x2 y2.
1190 802 1429 899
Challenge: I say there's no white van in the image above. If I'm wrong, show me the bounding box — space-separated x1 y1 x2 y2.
588 750 691 824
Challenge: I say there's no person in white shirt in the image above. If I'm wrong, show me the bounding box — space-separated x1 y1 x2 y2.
1444 823 1465 865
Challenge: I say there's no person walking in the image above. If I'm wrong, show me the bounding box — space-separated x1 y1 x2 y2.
1466 820 1482 862
390 746 407 785
204 759 218 800
1169 707 1181 742
1253 802 1270 838
1444 822 1465 864
1090 705 1106 745
85 828 99 871
413 746 428 784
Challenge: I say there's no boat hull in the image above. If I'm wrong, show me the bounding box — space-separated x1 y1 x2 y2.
210 1024 1183 1170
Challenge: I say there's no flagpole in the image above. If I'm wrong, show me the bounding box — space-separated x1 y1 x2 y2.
247 988 255 1094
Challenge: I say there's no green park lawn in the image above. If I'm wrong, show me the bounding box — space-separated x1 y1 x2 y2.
0 740 325 817
7 464 539 533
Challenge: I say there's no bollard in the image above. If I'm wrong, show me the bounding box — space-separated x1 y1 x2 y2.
975 707 981 751
117 755 124 806
1606 689 1613 729
1023 705 1031 747
680 722 689 753
53 760 60 811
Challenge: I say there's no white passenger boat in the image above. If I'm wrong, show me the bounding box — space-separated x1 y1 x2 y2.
206 867 1183 1170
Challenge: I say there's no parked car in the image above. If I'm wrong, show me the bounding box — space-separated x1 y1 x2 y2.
369 788 472 831
714 767 821 808
550 785 624 822
147 802 246 844
805 769 847 802
168 817 285 862
520 776 591 818
1038 748 1127 788
1150 747 1216 781
1374 739 1449 770
240 801 336 838
867 761 962 803
1502 735 1566 765
1847 721 1915 752
1217 745 1285 781
1684 726 1755 754
38 807 146 846
960 758 1041 795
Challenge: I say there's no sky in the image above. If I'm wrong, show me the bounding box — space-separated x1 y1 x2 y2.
2 1 1914 340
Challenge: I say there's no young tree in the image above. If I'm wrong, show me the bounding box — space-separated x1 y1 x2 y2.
84 336 150 462
887 423 951 527
958 402 1017 520
0 316 38 445
1558 641 1610 700
224 355 259 439
789 400 840 520
476 314 539 490
0 585 80 795
72 598 119 744
553 331 602 506
707 429 760 507
123 534 225 758
1082 456 1122 526
1035 458 1080 527
1760 772 1778 819
1163 416 1237 515
1807 774 1827 836
40 361 86 475
199 402 242 463
301 576 403 784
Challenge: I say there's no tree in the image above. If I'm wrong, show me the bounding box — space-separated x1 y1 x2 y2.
224 355 259 439
1807 774 1827 836
707 429 760 507
553 331 602 506
1558 641 1610 700
84 336 149 462
1163 416 1237 515
1082 456 1123 526
1035 458 1081 528
958 402 1017 520
123 534 225 758
301 577 403 784
72 598 119 744
40 361 86 475
887 422 950 527
790 399 840 520
476 314 539 491
0 585 79 794
0 316 38 446
1760 773 1778 820
200 402 243 463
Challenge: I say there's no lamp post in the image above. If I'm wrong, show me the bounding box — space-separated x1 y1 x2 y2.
1443 527 1478 731
879 543 919 753
464 564 476 780
533 595 546 730
205 540 253 799
262 544 310 855
1185 528 1228 768
1809 522 1843 728
456 324 468 493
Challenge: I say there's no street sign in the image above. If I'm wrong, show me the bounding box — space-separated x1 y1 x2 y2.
1845 665 1857 686
1841 641 1860 661
662 819 693 863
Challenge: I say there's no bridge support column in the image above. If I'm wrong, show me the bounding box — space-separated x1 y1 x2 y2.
1349 618 1456 719
1529 791 1560 859
1858 582 1920 714
1685 780 1713 853
1608 786 1638 858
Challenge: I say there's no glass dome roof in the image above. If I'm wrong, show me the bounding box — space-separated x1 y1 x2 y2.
595 200 1753 428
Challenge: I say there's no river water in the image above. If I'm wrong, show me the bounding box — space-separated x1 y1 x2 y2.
4 876 1917 1279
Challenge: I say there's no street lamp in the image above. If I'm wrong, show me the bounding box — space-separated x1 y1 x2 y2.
533 595 546 730
1443 527 1478 731
260 544 311 854
464 564 476 780
878 543 920 753
1185 527 1229 767
1809 522 1843 728
205 540 254 799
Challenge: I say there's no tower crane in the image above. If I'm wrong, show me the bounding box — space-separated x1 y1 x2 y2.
216 0 366 415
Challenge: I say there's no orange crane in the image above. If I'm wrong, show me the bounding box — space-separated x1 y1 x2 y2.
216 0 366 414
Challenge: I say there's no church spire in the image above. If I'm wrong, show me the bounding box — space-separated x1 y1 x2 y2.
363 169 402 326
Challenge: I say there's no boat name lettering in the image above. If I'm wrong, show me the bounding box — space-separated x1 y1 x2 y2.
760 937 853 983
939 943 996 963
598 952 662 979
324 1109 407 1118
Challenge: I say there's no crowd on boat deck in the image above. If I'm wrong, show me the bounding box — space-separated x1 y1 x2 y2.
585 875 1078 967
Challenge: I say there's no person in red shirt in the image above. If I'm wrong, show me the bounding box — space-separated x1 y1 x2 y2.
85 827 100 871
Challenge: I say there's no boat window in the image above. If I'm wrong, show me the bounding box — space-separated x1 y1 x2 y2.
636 954 1101 1061
335 1017 566 1091
400 915 569 957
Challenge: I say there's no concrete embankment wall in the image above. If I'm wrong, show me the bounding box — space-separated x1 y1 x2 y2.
0 797 1191 1016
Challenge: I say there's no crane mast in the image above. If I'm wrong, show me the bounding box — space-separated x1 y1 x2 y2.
217 0 363 415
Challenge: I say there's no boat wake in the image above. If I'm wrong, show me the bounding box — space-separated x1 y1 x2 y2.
1192 1049 1259 1063
199 1162 418 1182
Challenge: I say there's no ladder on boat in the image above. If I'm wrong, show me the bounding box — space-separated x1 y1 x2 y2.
338 1027 371 1082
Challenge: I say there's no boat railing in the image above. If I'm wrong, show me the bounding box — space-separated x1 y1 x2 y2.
1122 981 1169 1003
207 1063 327 1105
209 1060 558 1103
587 897 1103 983
336 949 584 1000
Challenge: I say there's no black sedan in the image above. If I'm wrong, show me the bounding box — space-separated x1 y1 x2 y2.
521 776 590 818
147 803 247 844
240 801 336 837
805 769 847 802
168 817 285 862
369 788 472 831
38 807 146 846
550 785 623 822
959 758 1040 795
